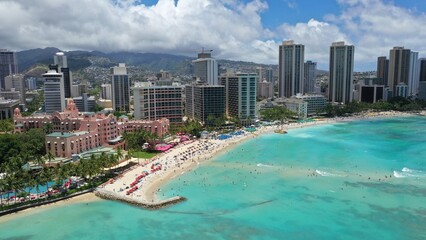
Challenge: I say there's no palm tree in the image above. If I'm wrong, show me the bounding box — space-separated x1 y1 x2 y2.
0 176 4 206
40 167 53 197
45 151 55 167
116 148 123 162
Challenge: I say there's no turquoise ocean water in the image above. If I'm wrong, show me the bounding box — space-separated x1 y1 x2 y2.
1 117 426 239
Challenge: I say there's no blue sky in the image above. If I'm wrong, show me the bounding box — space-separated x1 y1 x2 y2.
1 0 426 71
138 0 426 29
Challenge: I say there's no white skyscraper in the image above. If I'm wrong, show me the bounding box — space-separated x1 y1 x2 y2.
43 70 65 113
192 51 218 85
101 84 112 100
278 40 305 98
328 42 355 104
408 51 420 97
50 52 72 98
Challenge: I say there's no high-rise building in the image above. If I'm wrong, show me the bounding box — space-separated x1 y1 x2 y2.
49 52 72 98
192 51 218 85
101 84 112 100
71 84 87 97
73 93 96 112
265 68 274 83
388 47 411 93
43 70 65 113
111 63 130 112
395 82 408 98
420 59 426 82
133 82 184 124
0 49 18 91
408 51 420 97
26 77 37 90
278 40 305 98
4 74 25 105
304 61 317 93
418 81 426 100
220 73 257 122
185 84 225 125
256 67 263 82
328 41 355 104
257 80 274 99
376 56 389 86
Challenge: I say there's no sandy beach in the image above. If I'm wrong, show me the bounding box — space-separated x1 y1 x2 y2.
100 110 419 205
2 110 421 215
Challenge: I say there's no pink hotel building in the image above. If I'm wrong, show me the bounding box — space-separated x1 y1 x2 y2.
13 99 169 159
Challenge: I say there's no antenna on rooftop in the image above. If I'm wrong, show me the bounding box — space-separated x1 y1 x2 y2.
200 47 213 53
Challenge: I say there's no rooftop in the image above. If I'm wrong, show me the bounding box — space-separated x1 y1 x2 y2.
47 132 76 138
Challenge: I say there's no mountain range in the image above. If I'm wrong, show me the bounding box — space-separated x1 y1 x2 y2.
16 47 278 76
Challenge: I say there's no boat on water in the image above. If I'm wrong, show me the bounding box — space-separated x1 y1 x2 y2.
274 129 288 134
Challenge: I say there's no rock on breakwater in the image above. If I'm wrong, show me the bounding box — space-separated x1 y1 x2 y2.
94 188 186 210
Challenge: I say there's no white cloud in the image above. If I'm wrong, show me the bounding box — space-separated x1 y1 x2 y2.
1 0 426 70
274 0 426 70
0 0 274 63
277 19 349 69
329 0 426 69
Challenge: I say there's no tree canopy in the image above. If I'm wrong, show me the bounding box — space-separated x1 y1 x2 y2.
260 106 296 123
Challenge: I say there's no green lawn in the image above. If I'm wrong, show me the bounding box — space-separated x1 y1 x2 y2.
131 151 158 159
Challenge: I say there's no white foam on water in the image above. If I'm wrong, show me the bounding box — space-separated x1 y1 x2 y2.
315 169 342 177
257 163 275 168
393 167 426 178
293 133 313 139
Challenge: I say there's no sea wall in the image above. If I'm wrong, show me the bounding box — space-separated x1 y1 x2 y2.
94 188 186 210
0 189 94 217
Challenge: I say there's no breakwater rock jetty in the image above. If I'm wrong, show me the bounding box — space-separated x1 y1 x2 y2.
94 189 186 210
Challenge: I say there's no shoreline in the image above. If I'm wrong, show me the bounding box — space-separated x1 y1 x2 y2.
101 110 421 206
0 192 100 223
2 110 423 215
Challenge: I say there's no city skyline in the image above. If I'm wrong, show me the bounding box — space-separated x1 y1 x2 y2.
1 0 426 71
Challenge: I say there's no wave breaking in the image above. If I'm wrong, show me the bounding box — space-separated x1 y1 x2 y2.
393 167 426 178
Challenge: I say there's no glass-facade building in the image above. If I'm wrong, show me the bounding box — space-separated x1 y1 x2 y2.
279 40 305 98
328 42 355 104
185 84 225 125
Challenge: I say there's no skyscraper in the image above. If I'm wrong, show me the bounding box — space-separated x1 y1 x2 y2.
304 61 317 94
185 84 225 125
328 41 355 104
376 56 389 86
111 63 130 112
420 59 426 82
49 52 72 98
101 84 112 100
133 82 184 124
43 70 65 113
408 51 419 97
0 49 18 91
265 68 274 83
192 51 218 85
388 47 420 98
220 73 257 122
4 74 25 105
278 40 305 98
388 47 411 93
